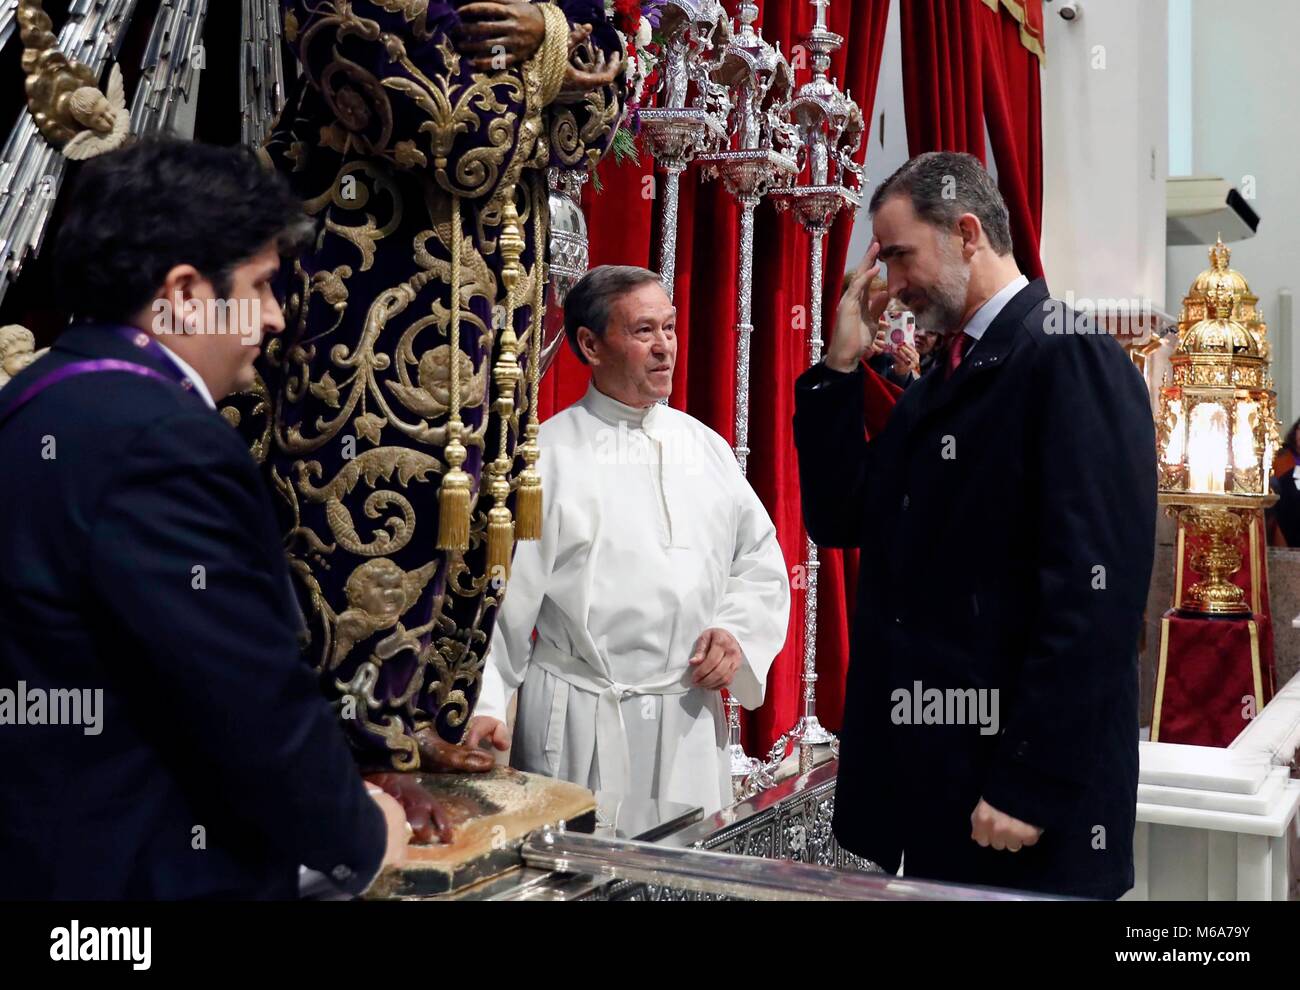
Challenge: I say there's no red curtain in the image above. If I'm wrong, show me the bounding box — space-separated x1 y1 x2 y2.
900 0 1044 279
538 0 892 754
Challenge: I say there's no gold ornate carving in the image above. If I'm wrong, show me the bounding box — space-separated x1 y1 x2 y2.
19 1 130 159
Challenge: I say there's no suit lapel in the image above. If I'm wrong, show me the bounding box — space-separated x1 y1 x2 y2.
905 279 1050 438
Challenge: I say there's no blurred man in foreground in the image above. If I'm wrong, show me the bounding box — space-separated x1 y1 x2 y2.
0 140 408 899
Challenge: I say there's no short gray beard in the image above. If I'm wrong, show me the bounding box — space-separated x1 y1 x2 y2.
912 249 971 336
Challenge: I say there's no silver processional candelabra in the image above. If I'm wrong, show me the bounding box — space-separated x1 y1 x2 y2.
637 0 732 301
741 0 865 791
698 1 798 478
695 0 798 787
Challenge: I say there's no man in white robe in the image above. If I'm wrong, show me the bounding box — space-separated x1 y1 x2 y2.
465 266 790 815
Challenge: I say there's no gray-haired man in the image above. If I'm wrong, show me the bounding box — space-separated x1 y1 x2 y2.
466 266 790 815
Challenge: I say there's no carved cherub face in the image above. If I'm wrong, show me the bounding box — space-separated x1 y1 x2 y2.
0 326 37 378
346 559 408 620
70 86 115 133
418 345 476 406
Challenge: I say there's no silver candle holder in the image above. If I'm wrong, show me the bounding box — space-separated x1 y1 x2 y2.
694 0 798 789
698 1 799 479
760 0 865 781
637 0 732 301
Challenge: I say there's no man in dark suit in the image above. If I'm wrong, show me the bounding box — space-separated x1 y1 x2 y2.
0 140 409 899
794 152 1156 899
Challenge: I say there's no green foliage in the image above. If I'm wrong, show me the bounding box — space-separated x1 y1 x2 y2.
612 126 640 165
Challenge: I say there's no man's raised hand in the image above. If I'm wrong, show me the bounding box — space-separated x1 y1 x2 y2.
825 241 891 373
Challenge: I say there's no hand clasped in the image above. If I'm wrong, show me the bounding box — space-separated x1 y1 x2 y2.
689 628 743 690
970 798 1043 853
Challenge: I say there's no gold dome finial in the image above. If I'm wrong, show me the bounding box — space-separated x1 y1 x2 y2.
1209 234 1230 273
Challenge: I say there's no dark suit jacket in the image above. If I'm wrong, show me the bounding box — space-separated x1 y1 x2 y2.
794 280 1156 899
0 325 385 899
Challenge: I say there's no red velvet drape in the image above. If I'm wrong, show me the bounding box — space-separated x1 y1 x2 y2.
899 0 1044 279
538 0 892 754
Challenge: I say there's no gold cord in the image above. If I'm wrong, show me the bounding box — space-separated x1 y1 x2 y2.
437 194 472 551
515 174 548 540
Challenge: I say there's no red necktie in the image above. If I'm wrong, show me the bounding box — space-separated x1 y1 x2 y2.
946 332 971 380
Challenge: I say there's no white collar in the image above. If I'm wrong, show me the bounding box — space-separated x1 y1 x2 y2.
156 344 216 410
582 381 661 429
961 274 1030 343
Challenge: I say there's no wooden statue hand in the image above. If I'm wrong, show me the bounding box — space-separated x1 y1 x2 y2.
364 771 454 845
453 1 547 71
414 725 496 773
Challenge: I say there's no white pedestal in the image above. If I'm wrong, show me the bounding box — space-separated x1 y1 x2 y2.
1128 673 1300 900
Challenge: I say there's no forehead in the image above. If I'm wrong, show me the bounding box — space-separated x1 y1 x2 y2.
610 280 675 322
874 192 918 223
872 194 923 240
237 243 284 276
873 194 944 263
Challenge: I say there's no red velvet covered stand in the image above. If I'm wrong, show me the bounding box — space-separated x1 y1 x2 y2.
1152 614 1270 746
1150 509 1278 746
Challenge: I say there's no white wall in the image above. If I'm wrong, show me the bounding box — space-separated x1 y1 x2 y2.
1166 0 1300 427
850 0 1166 310
846 0 909 266
1039 0 1168 312
1167 0 1193 177
844 0 997 268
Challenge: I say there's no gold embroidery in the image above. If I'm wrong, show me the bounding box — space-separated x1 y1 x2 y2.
330 557 438 669
374 0 434 42
252 0 625 767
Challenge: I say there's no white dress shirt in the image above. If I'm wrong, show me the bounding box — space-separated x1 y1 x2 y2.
156 344 216 410
960 273 1030 353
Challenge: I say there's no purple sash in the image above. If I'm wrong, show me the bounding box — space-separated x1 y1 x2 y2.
0 327 198 430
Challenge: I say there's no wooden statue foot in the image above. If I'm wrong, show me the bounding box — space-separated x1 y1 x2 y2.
414 727 495 774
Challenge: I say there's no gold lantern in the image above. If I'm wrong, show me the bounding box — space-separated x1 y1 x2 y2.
1155 243 1280 615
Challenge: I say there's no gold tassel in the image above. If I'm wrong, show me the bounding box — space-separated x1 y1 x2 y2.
436 193 472 551
485 468 515 580
515 424 543 540
437 422 472 551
